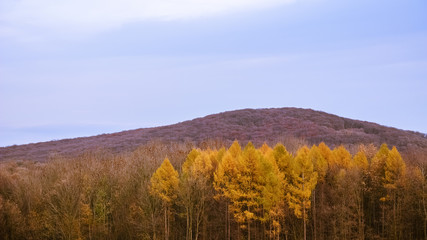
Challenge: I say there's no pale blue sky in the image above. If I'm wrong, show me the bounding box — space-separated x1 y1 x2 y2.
1 0 426 147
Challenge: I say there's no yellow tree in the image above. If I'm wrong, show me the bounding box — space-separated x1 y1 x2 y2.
150 158 179 240
272 143 293 182
232 142 263 240
181 149 218 240
214 141 241 240
330 146 352 171
353 150 369 172
370 143 390 237
313 142 331 240
215 142 282 240
272 143 293 238
317 142 332 165
180 149 201 240
259 143 285 240
309 145 328 240
383 146 406 239
371 144 390 181
352 149 369 238
287 146 318 240
193 150 220 240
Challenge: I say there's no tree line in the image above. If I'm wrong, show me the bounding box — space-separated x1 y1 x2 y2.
0 141 425 240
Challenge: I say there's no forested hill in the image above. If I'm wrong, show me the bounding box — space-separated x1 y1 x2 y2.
1 107 427 162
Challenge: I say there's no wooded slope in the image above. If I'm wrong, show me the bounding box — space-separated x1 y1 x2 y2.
1 108 426 162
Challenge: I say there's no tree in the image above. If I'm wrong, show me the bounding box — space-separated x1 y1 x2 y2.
330 146 352 171
232 142 263 240
370 144 389 237
273 143 294 178
313 142 331 239
150 158 179 240
214 141 241 240
353 150 369 172
180 149 201 240
270 143 295 239
352 149 369 238
383 147 406 239
317 142 332 165
287 146 318 240
259 143 285 240
215 142 284 240
180 149 218 240
309 145 328 240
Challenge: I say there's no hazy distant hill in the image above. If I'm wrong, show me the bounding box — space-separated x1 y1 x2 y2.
1 108 426 162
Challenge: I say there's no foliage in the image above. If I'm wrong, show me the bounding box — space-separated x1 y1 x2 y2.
0 141 424 240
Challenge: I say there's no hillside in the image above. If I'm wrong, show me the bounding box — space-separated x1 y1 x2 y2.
1 107 426 162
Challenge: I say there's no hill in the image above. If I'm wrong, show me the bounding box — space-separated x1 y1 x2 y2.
1 107 426 162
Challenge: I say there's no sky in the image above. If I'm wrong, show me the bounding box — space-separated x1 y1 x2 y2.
0 0 426 147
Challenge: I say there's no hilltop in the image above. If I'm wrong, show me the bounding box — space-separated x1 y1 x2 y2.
1 108 426 162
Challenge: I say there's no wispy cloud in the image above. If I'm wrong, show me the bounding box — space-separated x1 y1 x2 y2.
0 0 295 38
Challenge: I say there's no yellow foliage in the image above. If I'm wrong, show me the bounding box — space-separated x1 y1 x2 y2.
214 141 284 228
384 146 406 190
150 158 179 205
309 145 328 182
353 150 369 171
330 146 352 170
287 146 318 220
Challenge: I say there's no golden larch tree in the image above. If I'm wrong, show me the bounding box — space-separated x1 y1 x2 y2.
150 158 179 240
287 146 318 240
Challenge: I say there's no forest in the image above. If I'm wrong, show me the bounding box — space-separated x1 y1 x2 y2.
0 140 425 240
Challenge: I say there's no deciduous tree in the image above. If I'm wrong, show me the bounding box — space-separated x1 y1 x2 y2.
150 158 179 240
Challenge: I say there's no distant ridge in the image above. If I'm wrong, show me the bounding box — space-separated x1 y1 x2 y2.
1 108 426 162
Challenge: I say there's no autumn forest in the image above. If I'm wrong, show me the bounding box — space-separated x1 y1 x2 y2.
0 140 425 240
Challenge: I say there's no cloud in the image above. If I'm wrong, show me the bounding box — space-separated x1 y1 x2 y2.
0 0 295 37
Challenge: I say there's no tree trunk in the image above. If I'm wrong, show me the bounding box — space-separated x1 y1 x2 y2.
248 207 251 240
359 191 364 240
190 206 193 240
226 203 230 240
382 205 385 239
423 177 427 240
152 212 157 240
165 207 168 240
313 189 316 240
302 172 306 240
319 184 324 240
393 193 397 240
303 217 306 240
202 209 207 240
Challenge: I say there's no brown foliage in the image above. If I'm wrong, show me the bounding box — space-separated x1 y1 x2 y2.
1 108 426 164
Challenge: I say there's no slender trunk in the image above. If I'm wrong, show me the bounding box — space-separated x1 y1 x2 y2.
283 212 287 240
423 176 427 240
359 191 364 240
190 206 193 240
186 207 190 240
165 207 168 240
302 172 306 240
202 209 207 240
313 189 316 240
320 184 324 240
303 217 306 240
238 223 240 240
248 206 251 240
225 203 228 240
382 205 385 239
394 193 397 240
195 204 203 240
152 212 157 240
226 203 230 240
168 207 171 240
